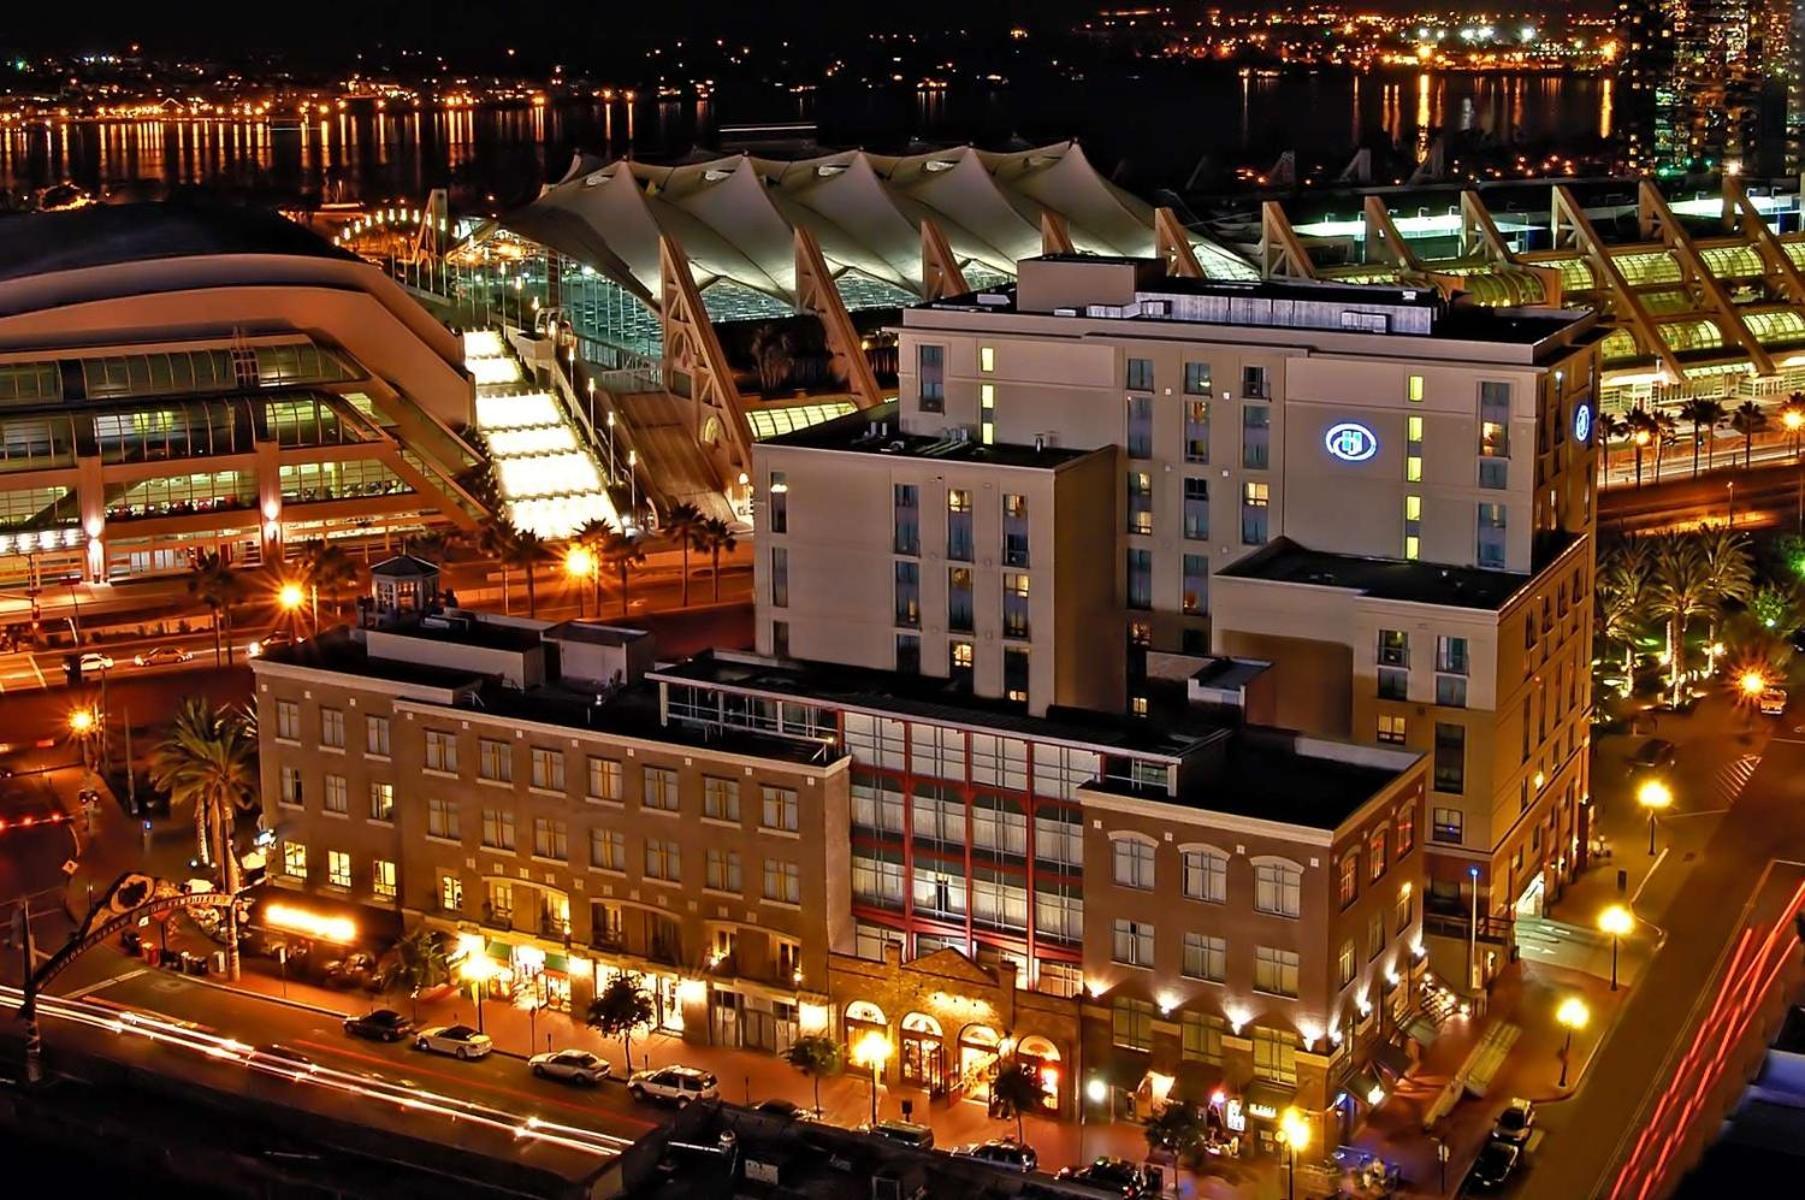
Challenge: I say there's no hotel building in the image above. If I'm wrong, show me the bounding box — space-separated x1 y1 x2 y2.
796 254 1602 985
254 559 1423 1148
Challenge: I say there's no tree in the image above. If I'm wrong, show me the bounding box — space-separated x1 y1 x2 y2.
1695 523 1755 645
662 501 705 607
988 1057 1047 1146
404 527 461 565
1597 538 1654 691
781 1034 844 1116
586 973 655 1073
750 326 794 396
147 698 256 980
600 525 647 618
1676 398 1726 476
504 528 555 618
1651 534 1714 706
1730 400 1767 469
1624 407 1660 487
478 523 518 614
296 538 360 627
391 928 451 1019
186 550 246 667
1749 583 1799 633
1144 1100 1208 1161
572 517 618 614
1597 411 1626 485
1652 411 1678 483
696 516 738 603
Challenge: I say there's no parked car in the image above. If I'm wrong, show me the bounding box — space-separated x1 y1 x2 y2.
1760 687 1788 716
1463 1139 1521 1194
247 630 296 658
1491 1097 1536 1146
953 1138 1037 1172
863 1119 935 1150
133 645 194 668
627 1065 719 1106
1628 738 1676 774
530 1049 610 1085
413 1024 493 1060
1057 1157 1157 1197
753 1098 814 1121
342 1008 413 1043
79 651 114 672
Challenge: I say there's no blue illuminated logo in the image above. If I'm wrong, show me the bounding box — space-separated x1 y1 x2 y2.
1573 403 1593 445
1324 422 1379 463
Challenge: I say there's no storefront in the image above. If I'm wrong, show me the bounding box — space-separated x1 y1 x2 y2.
957 1023 1002 1105
844 999 889 1051
1014 1034 1063 1113
1237 1081 1300 1154
901 1012 946 1092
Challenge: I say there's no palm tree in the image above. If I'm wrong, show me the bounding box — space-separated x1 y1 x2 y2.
147 698 256 980
478 523 518 614
661 501 705 607
572 518 617 615
404 527 461 564
390 928 452 1020
296 538 360 627
1677 398 1726 476
1597 538 1654 691
1597 411 1627 486
1652 411 1678 483
1650 534 1714 705
600 526 647 618
1695 523 1755 645
1144 1099 1208 1162
1625 408 1660 488
696 516 738 603
504 529 555 618
1730 400 1767 469
781 1034 843 1116
186 550 246 667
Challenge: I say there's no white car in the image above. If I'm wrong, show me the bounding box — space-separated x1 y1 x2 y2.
133 645 194 668
627 1065 719 1106
412 1024 493 1060
530 1048 610 1085
79 651 114 672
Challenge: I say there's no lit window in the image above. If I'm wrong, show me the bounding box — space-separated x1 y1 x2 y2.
979 345 996 373
281 841 307 879
327 850 352 889
368 781 394 822
1112 836 1156 889
1407 374 1425 403
373 859 397 900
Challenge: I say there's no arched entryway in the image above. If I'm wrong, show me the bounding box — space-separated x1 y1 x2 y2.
901 1012 946 1093
958 1022 1002 1105
1015 1034 1062 1113
843 999 888 1052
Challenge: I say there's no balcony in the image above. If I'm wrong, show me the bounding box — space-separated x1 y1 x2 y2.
1422 908 1512 946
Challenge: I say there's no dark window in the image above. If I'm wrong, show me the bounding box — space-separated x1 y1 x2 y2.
919 344 945 411
1127 395 1153 458
1126 357 1154 392
1003 646 1030 704
1183 477 1209 540
1127 549 1153 610
1242 405 1270 469
893 484 919 555
895 634 920 674
768 472 788 533
1002 493 1029 567
1183 362 1211 395
1182 554 1208 615
769 547 788 608
1477 503 1507 569
948 567 974 633
1434 723 1466 793
894 562 920 628
1242 365 1270 399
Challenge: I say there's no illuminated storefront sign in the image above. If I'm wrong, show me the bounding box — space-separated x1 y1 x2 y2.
1324 422 1379 462
1573 403 1593 444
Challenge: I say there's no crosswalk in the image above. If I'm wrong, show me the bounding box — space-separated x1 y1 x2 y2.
1705 754 1760 809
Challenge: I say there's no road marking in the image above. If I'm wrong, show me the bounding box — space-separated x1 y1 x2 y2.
27 656 45 690
291 1036 659 1131
65 967 148 999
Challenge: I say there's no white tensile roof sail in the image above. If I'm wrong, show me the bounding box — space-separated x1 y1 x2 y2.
501 140 1257 311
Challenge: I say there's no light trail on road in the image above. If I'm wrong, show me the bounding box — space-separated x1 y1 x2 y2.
0 984 634 1160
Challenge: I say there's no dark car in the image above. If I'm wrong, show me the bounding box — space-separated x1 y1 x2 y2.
1491 1098 1535 1146
954 1138 1039 1173
753 1098 814 1121
1628 738 1676 774
862 1119 935 1149
1464 1139 1521 1194
343 1008 413 1043
1057 1157 1157 1198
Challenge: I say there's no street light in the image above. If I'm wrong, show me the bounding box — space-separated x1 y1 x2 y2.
1598 904 1634 991
1277 1107 1312 1200
459 953 499 1034
1739 669 1769 700
565 545 597 617
850 1030 891 1125
1556 995 1589 1088
1637 778 1673 856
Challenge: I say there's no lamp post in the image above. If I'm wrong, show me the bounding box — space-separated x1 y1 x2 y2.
565 546 597 618
278 580 306 635
605 411 617 482
1467 864 1481 992
1278 1107 1312 1200
460 954 498 1034
1787 408 1805 531
1598 904 1633 991
1556 995 1589 1088
1082 1075 1106 1163
627 448 638 525
851 1030 891 1125
1727 479 1736 529
69 706 97 771
1637 778 1673 856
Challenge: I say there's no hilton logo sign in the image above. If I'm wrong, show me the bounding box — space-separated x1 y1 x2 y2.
1324 422 1379 463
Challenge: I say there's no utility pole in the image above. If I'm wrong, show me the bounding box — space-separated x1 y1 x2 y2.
123 705 136 813
14 906 41 1084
